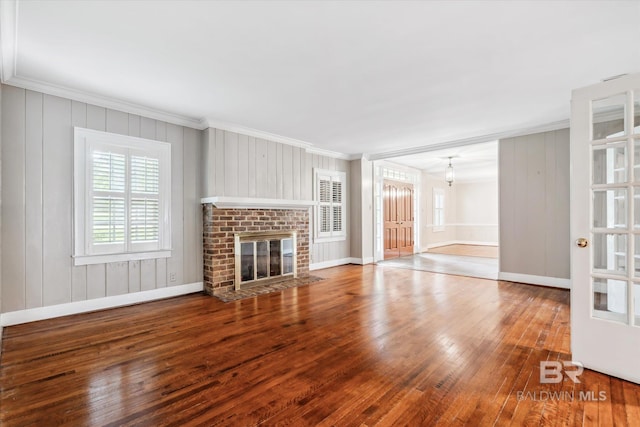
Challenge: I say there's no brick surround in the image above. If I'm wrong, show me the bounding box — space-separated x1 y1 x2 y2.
202 205 310 295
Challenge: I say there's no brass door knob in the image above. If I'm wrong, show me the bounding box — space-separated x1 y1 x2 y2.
576 238 588 248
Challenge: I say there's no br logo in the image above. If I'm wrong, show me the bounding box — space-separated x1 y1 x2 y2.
540 361 584 384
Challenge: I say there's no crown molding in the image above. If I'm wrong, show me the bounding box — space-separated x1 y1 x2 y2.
4 75 208 129
0 0 17 82
205 118 313 150
306 146 355 160
367 119 570 161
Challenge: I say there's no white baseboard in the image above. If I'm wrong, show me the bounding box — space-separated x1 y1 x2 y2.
424 240 499 250
0 282 204 327
310 257 359 270
498 272 571 289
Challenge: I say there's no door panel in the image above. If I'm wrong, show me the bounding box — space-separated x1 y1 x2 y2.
571 72 640 384
384 180 415 259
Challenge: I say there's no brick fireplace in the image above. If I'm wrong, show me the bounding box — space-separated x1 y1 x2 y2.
202 198 312 295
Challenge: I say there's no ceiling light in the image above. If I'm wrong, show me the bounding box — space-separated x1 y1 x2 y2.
445 157 454 187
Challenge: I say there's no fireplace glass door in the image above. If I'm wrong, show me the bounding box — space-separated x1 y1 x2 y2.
235 232 297 289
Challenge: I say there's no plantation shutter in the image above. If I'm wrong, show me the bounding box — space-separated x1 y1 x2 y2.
90 149 127 254
315 170 346 240
130 155 161 250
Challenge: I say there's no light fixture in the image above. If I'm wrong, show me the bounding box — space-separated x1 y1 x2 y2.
445 157 454 186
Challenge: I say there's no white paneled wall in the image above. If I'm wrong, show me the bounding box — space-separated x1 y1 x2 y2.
1 85 203 313
499 129 570 279
202 129 350 265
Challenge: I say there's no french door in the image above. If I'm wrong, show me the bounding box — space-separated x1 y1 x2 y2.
383 180 414 260
571 72 640 384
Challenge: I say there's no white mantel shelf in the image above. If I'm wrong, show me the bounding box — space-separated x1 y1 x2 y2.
201 196 316 209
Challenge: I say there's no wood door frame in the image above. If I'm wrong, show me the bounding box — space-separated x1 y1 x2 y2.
373 163 420 262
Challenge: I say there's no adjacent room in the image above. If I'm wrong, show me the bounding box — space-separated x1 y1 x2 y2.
379 142 500 280
1 1 640 425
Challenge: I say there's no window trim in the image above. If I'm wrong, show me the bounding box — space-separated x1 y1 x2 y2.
433 188 445 232
313 168 346 243
73 127 172 266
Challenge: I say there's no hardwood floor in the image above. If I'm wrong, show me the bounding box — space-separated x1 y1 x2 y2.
429 244 499 259
1 265 638 426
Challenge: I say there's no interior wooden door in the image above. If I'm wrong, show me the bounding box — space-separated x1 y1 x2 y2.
384 180 414 259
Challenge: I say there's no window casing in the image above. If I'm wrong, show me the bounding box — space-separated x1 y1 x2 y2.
433 188 445 232
73 127 171 265
314 169 346 242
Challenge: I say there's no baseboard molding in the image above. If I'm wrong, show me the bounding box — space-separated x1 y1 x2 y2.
498 272 571 289
0 282 204 327
424 240 499 250
310 257 360 270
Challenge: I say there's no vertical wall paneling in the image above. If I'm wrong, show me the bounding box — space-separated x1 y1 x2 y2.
248 137 257 198
237 134 249 197
267 141 277 199
214 129 225 196
70 101 88 301
86 264 106 299
156 258 167 288
256 139 268 197
86 105 106 131
224 131 239 196
292 147 301 200
167 123 184 287
302 152 312 200
128 260 141 293
183 127 200 283
140 116 156 140
128 114 141 137
42 94 72 306
276 142 283 199
499 141 515 273
156 121 167 142
140 259 156 291
1 85 204 314
25 91 43 308
106 109 129 135
283 144 293 200
106 262 128 296
499 129 570 279
1 86 26 312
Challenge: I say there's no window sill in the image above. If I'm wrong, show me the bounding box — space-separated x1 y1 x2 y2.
73 250 172 266
433 227 445 233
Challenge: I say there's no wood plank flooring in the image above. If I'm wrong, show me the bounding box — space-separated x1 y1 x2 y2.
429 244 499 259
1 265 639 426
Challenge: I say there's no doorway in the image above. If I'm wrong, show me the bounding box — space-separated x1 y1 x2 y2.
383 179 415 259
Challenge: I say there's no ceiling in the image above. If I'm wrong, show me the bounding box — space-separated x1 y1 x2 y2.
390 141 498 182
2 0 640 159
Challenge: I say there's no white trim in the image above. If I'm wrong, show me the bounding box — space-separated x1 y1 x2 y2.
424 240 499 250
207 118 312 149
306 146 354 160
368 119 569 161
498 272 571 289
425 223 499 227
0 0 17 82
310 257 358 271
73 250 171 266
200 196 316 209
0 282 204 326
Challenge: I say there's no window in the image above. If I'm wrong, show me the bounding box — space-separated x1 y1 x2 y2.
73 127 171 265
314 169 346 242
433 188 445 232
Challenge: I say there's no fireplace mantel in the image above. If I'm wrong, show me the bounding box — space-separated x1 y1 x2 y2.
200 196 316 209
